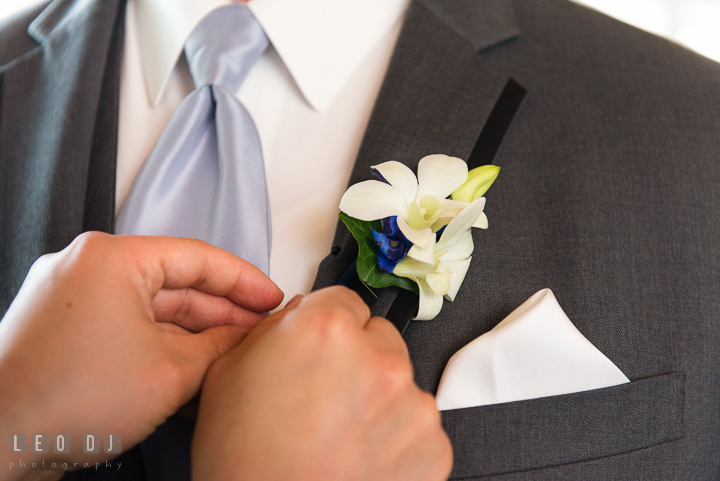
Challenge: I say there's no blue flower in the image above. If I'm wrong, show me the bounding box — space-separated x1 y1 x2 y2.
372 216 411 273
371 167 390 184
435 225 447 239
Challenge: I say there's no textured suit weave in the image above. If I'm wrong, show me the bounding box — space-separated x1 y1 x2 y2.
0 0 719 479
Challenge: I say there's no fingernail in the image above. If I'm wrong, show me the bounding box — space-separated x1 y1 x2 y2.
286 294 303 307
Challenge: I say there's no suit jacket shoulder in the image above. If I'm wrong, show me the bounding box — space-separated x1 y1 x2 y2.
0 3 46 67
0 0 121 314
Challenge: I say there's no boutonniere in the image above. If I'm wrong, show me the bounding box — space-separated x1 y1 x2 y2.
339 154 499 320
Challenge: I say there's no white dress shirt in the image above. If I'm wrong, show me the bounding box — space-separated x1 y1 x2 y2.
117 0 410 304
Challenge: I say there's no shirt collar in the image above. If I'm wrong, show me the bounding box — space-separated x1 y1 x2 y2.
133 0 410 110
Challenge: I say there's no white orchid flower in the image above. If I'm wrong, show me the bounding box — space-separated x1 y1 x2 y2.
339 155 487 265
392 198 486 321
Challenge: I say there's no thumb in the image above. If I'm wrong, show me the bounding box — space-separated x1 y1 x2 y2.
174 325 247 382
164 326 246 420
148 326 247 414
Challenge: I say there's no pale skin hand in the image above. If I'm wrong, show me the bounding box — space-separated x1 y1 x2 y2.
0 233 283 481
192 286 453 481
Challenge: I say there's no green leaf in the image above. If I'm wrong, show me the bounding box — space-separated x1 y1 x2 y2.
338 212 419 294
451 165 501 202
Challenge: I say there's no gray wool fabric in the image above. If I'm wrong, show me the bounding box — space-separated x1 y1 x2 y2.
1 0 720 480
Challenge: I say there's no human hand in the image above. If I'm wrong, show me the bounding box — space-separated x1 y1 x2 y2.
0 233 283 481
192 286 452 481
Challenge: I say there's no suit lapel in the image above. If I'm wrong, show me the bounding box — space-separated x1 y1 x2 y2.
0 0 122 312
83 0 124 233
313 0 524 328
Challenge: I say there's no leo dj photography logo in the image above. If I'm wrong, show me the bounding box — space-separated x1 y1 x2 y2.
9 433 123 472
11 433 121 454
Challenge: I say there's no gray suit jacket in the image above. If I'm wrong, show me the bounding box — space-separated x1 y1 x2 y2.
1 0 719 479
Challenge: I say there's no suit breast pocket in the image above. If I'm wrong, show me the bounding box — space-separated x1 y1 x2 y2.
441 372 684 479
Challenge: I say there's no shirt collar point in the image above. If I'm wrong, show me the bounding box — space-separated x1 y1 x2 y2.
146 78 164 108
139 39 183 107
300 86 332 112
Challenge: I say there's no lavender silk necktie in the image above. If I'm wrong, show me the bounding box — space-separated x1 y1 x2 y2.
116 2 271 276
115 5 270 480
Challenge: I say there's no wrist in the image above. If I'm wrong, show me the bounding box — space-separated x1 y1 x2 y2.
0 365 58 481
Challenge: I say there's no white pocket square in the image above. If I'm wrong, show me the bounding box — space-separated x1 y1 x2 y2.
436 288 629 411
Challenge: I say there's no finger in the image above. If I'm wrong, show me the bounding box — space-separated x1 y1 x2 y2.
263 293 304 326
157 321 193 335
117 235 284 312
230 295 306 352
158 325 248 406
285 294 303 308
171 325 248 377
363 317 410 359
294 286 371 328
152 288 266 332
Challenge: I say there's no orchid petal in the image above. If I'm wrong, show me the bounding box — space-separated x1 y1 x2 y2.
414 277 444 321
416 154 469 200
426 263 451 296
441 199 470 215
339 180 409 221
418 195 445 224
397 217 435 264
473 212 489 229
431 218 450 233
431 199 471 232
439 230 474 262
451 165 500 202
372 161 418 205
406 245 436 264
443 258 472 301
407 201 426 230
397 217 433 250
393 257 438 278
437 197 486 251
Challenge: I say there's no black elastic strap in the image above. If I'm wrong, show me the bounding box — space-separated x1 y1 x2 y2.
385 288 418 335
385 78 527 333
467 78 526 169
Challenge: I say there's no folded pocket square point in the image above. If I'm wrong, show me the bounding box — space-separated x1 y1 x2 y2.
436 288 629 411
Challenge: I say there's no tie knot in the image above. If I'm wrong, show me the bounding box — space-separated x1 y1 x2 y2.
184 3 268 92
